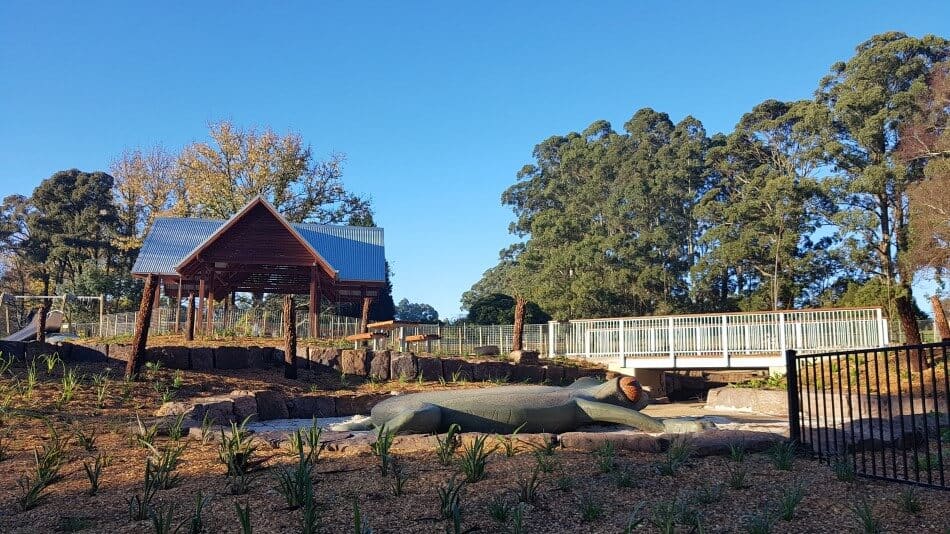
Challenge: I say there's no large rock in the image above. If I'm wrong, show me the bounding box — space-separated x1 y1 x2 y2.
154 401 193 417
368 350 391 381
109 344 132 363
340 349 370 376
416 356 443 381
295 346 310 369
442 358 475 381
229 390 259 422
543 365 564 385
687 430 784 456
510 364 543 383
0 340 26 361
705 386 787 417
215 346 251 369
314 348 342 370
288 395 337 418
248 346 273 369
336 394 387 416
146 346 191 369
559 431 669 453
562 366 581 383
254 390 289 420
64 343 106 363
473 345 500 357
390 352 418 381
191 347 214 370
191 396 235 425
509 350 540 365
25 341 61 361
474 361 511 382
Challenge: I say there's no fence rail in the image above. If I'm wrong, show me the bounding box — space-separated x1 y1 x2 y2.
787 342 949 489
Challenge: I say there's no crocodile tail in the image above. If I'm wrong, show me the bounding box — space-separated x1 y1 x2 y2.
328 416 374 432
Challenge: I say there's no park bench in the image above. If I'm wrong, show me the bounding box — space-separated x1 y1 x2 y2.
402 333 441 352
344 332 389 349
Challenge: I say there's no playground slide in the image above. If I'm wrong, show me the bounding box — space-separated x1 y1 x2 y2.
3 310 64 342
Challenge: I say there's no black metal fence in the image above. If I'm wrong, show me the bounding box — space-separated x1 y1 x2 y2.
786 342 949 489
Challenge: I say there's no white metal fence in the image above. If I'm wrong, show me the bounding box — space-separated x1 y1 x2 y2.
73 306 894 370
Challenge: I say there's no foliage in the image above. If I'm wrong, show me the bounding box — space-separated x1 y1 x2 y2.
458 433 495 482
437 476 465 520
83 454 106 495
219 416 259 476
768 441 796 470
436 423 461 465
850 499 881 534
778 482 804 521
593 441 616 473
394 298 439 323
274 448 314 510
370 425 395 476
466 293 550 325
576 492 603 522
897 487 921 514
514 467 541 505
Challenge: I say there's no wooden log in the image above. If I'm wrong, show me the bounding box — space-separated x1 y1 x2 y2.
185 291 195 342
931 295 950 341
126 273 158 379
895 295 924 371
404 334 441 343
345 332 388 342
512 295 526 352
283 295 297 379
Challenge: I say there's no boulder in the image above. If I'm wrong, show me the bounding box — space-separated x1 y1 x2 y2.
25 341 61 361
336 394 387 416
64 343 107 363
340 349 370 376
254 390 289 420
368 350 391 381
416 356 443 381
288 395 337 418
687 429 784 456
191 396 235 425
215 346 251 369
473 345 500 357
509 350 540 365
248 346 273 369
145 346 190 369
109 344 133 363
510 364 543 383
154 401 193 417
442 358 475 381
389 352 418 381
295 346 310 369
543 365 564 385
474 361 510 382
190 347 215 370
315 348 341 370
559 431 669 453
229 390 259 422
0 340 25 361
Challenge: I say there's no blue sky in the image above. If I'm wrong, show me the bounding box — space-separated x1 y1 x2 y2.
1 1 948 318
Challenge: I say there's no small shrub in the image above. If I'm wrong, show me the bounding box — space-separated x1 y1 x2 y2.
458 434 495 482
135 416 159 448
515 467 541 505
389 456 409 496
226 469 258 495
0 352 12 376
778 483 804 521
145 443 185 489
91 371 110 408
555 474 574 490
533 450 557 473
149 502 176 534
915 453 941 472
275 448 314 509
370 425 395 476
622 503 646 533
728 465 749 489
168 412 187 442
436 423 461 465
235 501 253 534
656 438 693 477
728 441 747 463
744 509 775 534
650 498 679 534
510 503 525 534
83 454 107 495
75 427 98 452
58 368 82 407
24 359 38 397
42 352 61 376
487 494 512 524
577 492 603 522
694 482 724 504
199 412 214 446
352 498 371 534
594 441 616 473
127 462 160 521
494 422 525 457
219 416 259 476
768 441 795 471
17 474 46 511
437 476 465 519
185 490 211 534
445 501 463 534
897 487 921 514
832 455 855 482
850 499 881 534
613 468 635 488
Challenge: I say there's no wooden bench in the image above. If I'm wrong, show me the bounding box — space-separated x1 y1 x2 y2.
402 333 442 352
345 332 389 349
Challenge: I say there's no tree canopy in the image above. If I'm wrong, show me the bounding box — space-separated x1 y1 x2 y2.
394 298 439 323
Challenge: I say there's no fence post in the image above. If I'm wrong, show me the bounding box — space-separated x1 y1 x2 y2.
547 321 557 358
785 349 801 444
778 312 787 355
618 319 626 367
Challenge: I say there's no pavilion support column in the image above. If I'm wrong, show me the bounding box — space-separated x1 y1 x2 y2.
174 278 183 334
283 295 297 379
309 267 319 339
127 273 158 379
197 278 206 336
185 291 196 342
206 295 215 337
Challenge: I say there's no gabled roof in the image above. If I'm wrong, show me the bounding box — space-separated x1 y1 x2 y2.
131 198 386 283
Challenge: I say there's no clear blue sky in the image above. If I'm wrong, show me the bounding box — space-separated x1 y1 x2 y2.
1 1 948 318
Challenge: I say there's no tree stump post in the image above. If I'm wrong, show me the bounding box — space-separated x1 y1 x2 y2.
185 291 196 342
895 295 924 371
126 273 158 379
36 301 49 343
284 295 297 379
931 295 950 342
512 295 526 352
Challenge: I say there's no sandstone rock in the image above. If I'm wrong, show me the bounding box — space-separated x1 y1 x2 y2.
442 358 475 381
390 352 417 381
190 348 214 370
473 345 500 356
63 343 106 363
510 364 543 383
215 346 250 369
49 341 72 360
509 350 539 365
559 431 669 453
146 346 190 369
254 390 289 420
315 348 341 370
288 395 337 418
191 396 235 425
295 346 310 369
229 390 259 422
368 350 391 381
154 401 193 417
0 340 25 360
323 433 373 454
336 394 387 416
109 344 133 363
25 341 61 361
392 434 440 452
417 356 443 381
474 361 510 382
340 349 370 376
248 346 273 369
543 365 564 385
562 366 581 383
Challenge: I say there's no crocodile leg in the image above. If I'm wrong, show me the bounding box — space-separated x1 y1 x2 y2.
377 403 442 435
573 398 667 433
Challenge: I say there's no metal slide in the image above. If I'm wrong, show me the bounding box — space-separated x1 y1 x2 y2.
3 310 64 342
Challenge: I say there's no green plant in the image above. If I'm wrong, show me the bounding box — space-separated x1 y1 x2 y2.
728 441 747 462
728 465 749 489
199 411 214 445
42 352 61 376
622 503 646 533
487 494 512 524
59 367 81 407
898 487 921 514
594 441 616 473
613 468 635 488
235 501 253 534
83 454 106 495
0 435 7 462
135 416 159 448
656 438 692 476
219 416 259 476
445 501 463 534
744 509 775 534
916 453 941 472
495 422 526 457
75 427 98 452
92 371 110 408
435 423 461 465
650 498 679 534
694 482 724 504
370 425 395 476
275 448 314 509
185 490 210 534
16 474 46 511
0 352 12 376
458 433 494 482
149 502 177 534
532 435 557 456
577 492 603 522
33 433 68 486
172 371 184 390
301 488 319 534
24 359 38 397
437 476 465 519
832 455 855 481
145 442 185 489
168 412 187 442
56 516 93 532
389 456 409 496
768 441 796 471
352 498 371 534
226 469 258 495
555 473 574 490
128 461 160 521
510 503 525 534
851 499 881 534
301 418 325 463
533 450 557 473
515 467 541 505
778 483 804 521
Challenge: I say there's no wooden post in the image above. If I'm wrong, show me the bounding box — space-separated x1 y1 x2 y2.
283 295 297 379
174 279 183 334
930 295 950 341
185 291 195 341
895 295 924 371
197 278 206 336
36 301 49 343
512 295 526 352
360 296 373 334
126 273 158 379
206 295 215 337
309 267 318 339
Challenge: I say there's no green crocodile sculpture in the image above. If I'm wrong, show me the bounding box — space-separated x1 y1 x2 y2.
330 376 712 434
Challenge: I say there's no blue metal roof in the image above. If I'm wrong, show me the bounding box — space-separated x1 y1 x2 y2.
131 217 386 283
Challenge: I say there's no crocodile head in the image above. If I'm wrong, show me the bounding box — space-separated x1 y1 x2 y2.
587 376 651 411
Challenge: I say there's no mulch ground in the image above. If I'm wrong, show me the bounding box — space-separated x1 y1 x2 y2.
0 362 947 533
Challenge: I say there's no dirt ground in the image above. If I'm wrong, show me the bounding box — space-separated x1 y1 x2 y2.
0 359 947 533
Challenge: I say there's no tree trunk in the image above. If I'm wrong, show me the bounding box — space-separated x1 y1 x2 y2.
895 295 924 371
360 296 373 334
126 274 158 379
512 295 526 352
931 295 950 341
36 302 49 343
283 295 297 379
185 291 195 342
